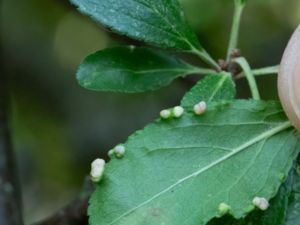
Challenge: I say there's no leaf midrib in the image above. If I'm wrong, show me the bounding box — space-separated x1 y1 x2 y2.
208 75 229 102
90 68 193 75
108 121 292 225
132 0 195 48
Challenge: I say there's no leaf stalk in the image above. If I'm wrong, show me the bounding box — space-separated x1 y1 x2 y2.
234 57 261 100
236 65 279 79
190 48 221 72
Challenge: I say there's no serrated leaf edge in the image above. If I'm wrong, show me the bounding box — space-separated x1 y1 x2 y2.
106 121 292 225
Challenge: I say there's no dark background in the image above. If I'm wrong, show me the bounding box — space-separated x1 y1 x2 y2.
1 0 299 223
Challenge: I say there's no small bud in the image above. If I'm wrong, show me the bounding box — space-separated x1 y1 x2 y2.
172 106 184 118
160 109 171 119
252 197 269 211
108 149 114 158
218 203 231 215
114 145 126 158
194 101 207 115
90 158 105 183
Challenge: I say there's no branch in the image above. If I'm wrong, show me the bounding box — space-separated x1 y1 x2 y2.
226 0 245 62
235 65 279 79
33 177 94 225
0 60 23 224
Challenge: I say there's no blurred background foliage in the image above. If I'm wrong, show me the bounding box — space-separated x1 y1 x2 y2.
1 0 300 223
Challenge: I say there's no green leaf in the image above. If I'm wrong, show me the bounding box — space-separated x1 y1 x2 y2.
70 0 201 50
77 47 202 93
285 167 300 225
89 100 300 225
208 169 295 225
180 73 236 107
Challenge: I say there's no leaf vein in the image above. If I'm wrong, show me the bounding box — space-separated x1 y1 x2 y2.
108 121 291 224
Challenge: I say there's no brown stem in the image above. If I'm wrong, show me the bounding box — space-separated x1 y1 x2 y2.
33 177 94 225
33 198 89 225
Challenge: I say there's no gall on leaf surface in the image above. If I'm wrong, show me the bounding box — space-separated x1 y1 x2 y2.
89 100 300 225
181 73 236 108
208 168 296 225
